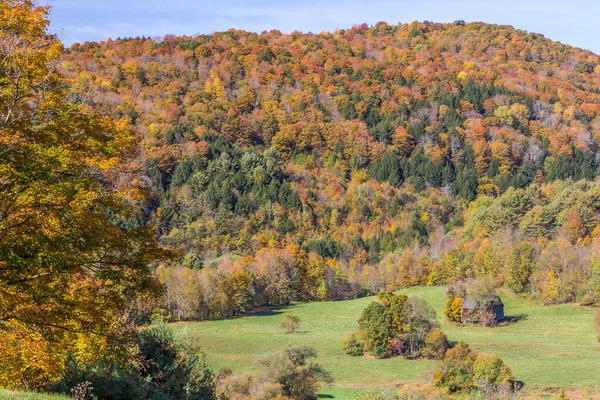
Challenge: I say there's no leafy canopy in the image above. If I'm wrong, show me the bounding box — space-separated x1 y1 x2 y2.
0 0 167 389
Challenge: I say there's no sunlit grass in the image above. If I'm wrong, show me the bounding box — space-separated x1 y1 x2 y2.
0 390 69 400
173 286 600 398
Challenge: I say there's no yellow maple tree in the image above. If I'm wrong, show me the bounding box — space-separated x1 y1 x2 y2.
0 0 167 389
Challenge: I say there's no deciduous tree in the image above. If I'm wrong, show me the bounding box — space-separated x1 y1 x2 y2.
0 1 166 388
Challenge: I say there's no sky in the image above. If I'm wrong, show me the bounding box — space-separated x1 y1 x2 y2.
49 0 600 54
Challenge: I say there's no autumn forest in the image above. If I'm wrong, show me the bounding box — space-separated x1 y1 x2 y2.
2 1 600 399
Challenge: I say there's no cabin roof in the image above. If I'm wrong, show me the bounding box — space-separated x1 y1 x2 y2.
462 295 503 310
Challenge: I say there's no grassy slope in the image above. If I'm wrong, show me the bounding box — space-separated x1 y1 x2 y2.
173 286 600 397
0 390 69 400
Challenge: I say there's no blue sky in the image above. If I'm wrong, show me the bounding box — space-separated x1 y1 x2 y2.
50 0 600 54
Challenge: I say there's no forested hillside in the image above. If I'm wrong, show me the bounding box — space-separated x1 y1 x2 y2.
58 20 600 321
5 0 600 396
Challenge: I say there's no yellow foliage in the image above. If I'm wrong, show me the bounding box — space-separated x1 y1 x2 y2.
204 70 226 99
553 102 564 115
457 71 468 80
444 297 464 322
0 324 68 389
0 1 166 389
148 123 160 136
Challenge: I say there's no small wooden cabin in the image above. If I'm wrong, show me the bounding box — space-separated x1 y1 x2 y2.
461 296 504 324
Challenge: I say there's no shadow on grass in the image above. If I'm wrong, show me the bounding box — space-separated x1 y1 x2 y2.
254 309 285 317
317 395 335 399
253 304 299 317
209 305 291 321
504 313 528 324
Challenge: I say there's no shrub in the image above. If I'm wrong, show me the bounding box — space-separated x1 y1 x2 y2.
433 342 476 392
49 322 216 400
216 372 287 400
422 328 449 360
389 339 406 356
444 297 464 322
280 314 301 334
353 386 449 400
434 342 515 395
372 345 387 358
444 281 466 323
357 294 438 358
580 294 595 307
473 353 515 398
353 391 402 400
341 332 365 356
218 346 332 400
50 355 149 399
260 345 333 399
473 353 514 388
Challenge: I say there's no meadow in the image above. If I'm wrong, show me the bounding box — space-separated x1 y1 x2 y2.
0 391 69 400
173 286 600 398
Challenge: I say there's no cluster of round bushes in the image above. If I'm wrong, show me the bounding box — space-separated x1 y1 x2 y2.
341 290 515 396
341 291 449 359
433 342 514 394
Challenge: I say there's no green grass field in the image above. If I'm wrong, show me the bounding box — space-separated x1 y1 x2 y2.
173 286 600 398
0 390 69 400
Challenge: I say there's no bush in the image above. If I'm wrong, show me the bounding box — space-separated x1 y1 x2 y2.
473 353 515 397
281 314 301 334
444 281 466 323
389 339 406 356
353 391 402 400
433 342 476 392
580 293 595 307
341 332 365 356
217 345 332 400
353 386 449 400
444 297 464 322
50 356 149 400
49 322 216 400
372 345 387 358
434 342 515 395
357 294 438 358
422 328 449 360
473 353 514 388
260 345 333 399
216 372 287 400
